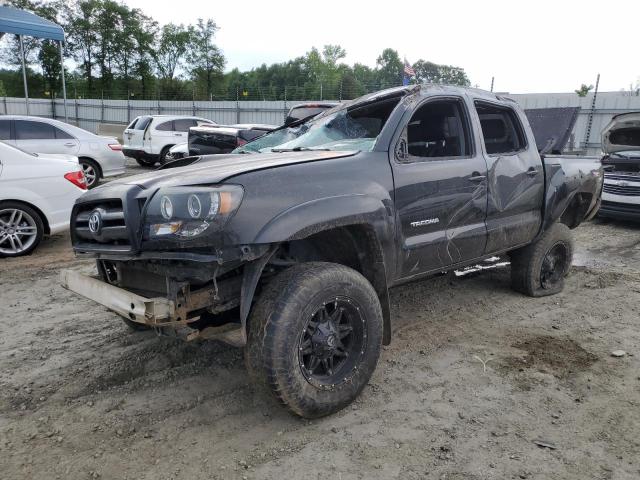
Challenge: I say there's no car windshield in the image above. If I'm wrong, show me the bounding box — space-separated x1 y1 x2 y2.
234 97 400 154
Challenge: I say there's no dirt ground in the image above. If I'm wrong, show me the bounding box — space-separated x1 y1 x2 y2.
1 179 639 479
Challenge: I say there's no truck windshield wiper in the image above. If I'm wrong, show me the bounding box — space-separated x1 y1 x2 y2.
271 146 331 152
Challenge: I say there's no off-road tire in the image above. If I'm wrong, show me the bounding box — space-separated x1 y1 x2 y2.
245 262 383 418
0 201 44 257
510 222 574 297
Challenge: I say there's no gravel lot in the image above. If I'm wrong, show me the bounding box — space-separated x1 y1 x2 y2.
1 165 639 479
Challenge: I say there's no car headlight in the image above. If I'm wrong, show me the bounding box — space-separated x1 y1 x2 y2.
145 185 243 239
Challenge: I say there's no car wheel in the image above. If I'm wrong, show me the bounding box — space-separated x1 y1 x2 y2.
0 202 44 257
510 222 574 297
159 146 173 165
80 159 101 189
245 262 383 418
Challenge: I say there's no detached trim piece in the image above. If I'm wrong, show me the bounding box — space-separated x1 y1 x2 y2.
60 269 174 324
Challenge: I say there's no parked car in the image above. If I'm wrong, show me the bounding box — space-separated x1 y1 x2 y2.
284 102 340 125
122 115 217 166
599 112 640 221
187 123 277 156
165 124 277 161
0 115 125 189
62 85 602 418
0 141 86 257
165 142 189 161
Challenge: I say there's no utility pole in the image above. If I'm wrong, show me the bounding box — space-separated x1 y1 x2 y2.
490 77 494 92
19 35 29 115
583 73 600 150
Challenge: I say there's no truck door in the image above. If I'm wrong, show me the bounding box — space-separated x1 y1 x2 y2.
472 101 544 252
391 96 488 279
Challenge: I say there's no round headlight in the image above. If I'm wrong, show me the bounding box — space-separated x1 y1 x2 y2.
209 192 220 216
160 195 173 220
187 194 202 218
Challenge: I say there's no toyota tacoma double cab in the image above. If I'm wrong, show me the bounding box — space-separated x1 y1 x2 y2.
61 85 603 418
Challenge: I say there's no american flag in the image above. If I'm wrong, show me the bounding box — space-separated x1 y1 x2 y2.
403 59 415 77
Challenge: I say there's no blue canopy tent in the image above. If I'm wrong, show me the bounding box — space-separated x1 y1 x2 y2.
0 5 67 120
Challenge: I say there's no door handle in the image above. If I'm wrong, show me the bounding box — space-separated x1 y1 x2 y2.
64 142 76 147
174 133 183 136
526 167 539 177
469 172 486 182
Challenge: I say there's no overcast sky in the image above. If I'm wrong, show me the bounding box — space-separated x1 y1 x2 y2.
125 0 637 93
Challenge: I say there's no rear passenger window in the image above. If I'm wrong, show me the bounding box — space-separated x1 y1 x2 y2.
173 119 196 132
54 127 74 139
0 120 10 140
475 102 527 154
155 121 174 131
405 98 471 158
135 117 152 130
15 120 55 140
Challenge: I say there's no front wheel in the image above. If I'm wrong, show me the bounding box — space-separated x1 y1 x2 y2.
245 262 383 418
510 222 574 297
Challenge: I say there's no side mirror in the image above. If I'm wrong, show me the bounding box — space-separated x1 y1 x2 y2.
396 137 409 162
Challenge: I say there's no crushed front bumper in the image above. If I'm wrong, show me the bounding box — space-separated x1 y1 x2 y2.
60 269 174 325
59 269 246 346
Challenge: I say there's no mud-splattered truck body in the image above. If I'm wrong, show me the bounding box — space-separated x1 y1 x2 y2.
62 85 603 417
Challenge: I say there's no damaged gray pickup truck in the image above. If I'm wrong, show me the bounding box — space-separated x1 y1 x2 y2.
61 85 603 418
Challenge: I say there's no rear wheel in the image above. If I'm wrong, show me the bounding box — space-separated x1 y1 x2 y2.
0 202 44 257
158 146 173 165
80 158 101 189
510 222 574 297
245 262 383 418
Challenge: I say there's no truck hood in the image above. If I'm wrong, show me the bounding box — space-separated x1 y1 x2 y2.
108 150 358 189
601 112 640 154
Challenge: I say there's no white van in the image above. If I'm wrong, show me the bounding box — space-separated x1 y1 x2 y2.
122 115 216 166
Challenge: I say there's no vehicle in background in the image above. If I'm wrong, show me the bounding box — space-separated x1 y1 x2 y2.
0 141 86 257
122 115 217 166
165 142 189 162
187 124 276 156
599 112 640 221
62 85 602 418
0 116 125 189
284 102 340 125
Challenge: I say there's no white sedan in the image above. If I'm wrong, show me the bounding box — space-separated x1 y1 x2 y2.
0 142 87 257
0 116 126 189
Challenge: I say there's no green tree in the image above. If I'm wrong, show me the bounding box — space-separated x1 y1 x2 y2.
187 19 225 98
412 59 470 86
376 48 403 87
575 83 594 97
65 0 100 93
155 23 193 81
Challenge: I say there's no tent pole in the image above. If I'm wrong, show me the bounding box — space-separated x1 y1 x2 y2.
59 40 68 122
19 35 29 115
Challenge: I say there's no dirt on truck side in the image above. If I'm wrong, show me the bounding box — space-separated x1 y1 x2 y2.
1 219 639 480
